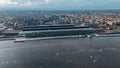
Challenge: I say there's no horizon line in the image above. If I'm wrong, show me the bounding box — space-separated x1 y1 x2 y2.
1 9 120 11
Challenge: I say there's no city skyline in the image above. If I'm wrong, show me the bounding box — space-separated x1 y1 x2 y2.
0 0 120 10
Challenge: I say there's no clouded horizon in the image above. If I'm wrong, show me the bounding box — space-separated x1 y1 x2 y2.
0 0 120 10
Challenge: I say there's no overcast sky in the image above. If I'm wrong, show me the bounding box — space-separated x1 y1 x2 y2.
0 0 120 10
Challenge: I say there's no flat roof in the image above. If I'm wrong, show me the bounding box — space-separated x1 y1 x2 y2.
20 28 94 34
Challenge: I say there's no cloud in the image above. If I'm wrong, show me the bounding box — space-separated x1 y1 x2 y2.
0 0 18 5
0 0 120 10
0 0 49 6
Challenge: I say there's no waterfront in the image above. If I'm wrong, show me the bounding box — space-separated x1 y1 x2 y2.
0 37 120 68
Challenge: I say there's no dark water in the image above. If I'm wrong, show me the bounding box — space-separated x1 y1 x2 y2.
0 37 120 68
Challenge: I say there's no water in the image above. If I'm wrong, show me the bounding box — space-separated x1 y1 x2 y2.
0 37 120 68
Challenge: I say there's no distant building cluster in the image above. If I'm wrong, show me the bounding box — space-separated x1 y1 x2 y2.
0 10 120 30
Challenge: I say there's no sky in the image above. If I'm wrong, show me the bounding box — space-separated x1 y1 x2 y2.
0 0 120 10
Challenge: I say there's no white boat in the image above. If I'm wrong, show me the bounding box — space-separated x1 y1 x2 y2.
95 34 120 37
14 35 83 42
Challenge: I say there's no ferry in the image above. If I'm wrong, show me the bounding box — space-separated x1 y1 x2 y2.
14 35 86 42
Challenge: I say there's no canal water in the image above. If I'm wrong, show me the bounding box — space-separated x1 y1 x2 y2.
0 37 120 68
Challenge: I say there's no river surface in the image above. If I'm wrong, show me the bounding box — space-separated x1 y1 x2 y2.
0 37 120 68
